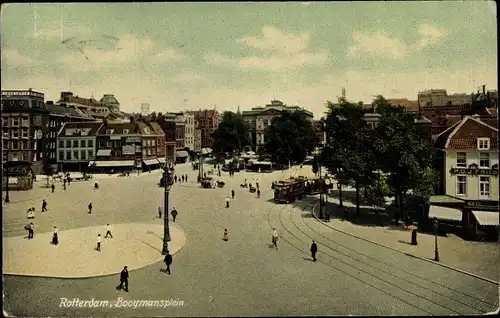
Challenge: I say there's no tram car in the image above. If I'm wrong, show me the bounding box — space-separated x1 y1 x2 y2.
273 177 308 203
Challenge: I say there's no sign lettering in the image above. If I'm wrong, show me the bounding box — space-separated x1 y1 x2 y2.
450 168 499 176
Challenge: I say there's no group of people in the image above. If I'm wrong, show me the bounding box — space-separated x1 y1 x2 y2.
96 224 114 251
158 207 178 222
174 174 189 183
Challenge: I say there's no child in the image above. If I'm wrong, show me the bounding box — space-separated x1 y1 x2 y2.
223 229 228 241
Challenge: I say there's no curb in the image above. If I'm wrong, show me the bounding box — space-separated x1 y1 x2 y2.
3 223 187 280
311 203 499 285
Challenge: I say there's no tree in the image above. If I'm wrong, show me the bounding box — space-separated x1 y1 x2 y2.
264 110 317 165
42 158 54 187
211 111 250 157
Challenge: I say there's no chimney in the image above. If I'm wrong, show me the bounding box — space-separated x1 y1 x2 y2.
483 85 486 95
61 92 73 101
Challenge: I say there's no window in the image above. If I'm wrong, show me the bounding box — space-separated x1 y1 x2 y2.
456 152 467 167
152 140 156 146
479 153 490 168
143 140 147 146
477 138 490 150
80 140 86 148
59 151 64 161
22 140 28 149
73 140 79 148
12 130 19 138
66 150 71 160
115 150 121 157
21 129 28 138
88 140 93 148
106 129 113 135
479 176 490 197
66 140 71 148
123 129 129 134
88 150 93 159
59 140 64 148
99 141 106 148
80 150 86 160
12 118 19 126
12 140 18 149
107 141 112 147
73 151 79 160
456 176 467 196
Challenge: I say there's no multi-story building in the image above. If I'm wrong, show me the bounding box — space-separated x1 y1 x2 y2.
1 89 50 174
174 113 186 150
57 91 110 120
187 109 221 150
194 118 202 154
156 117 177 163
242 100 313 151
147 121 167 165
56 121 103 172
138 121 164 169
418 89 472 107
46 101 95 168
100 94 120 114
432 116 498 239
183 112 195 152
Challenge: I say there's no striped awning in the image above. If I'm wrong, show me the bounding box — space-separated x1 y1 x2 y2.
91 160 135 167
143 159 159 166
428 205 462 222
176 150 189 157
472 210 499 226
96 149 112 156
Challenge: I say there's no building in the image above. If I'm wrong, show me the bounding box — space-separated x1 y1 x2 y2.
46 101 95 169
2 161 34 190
242 100 313 151
156 117 176 163
194 125 202 153
432 116 499 240
1 89 50 174
147 121 167 166
100 94 120 113
57 91 110 120
56 121 103 172
183 112 195 152
418 89 472 107
187 109 221 150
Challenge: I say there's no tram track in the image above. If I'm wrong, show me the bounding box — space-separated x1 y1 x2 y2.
267 197 498 315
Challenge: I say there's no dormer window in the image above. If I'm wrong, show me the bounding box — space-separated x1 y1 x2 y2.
477 138 490 150
106 129 113 135
123 129 129 134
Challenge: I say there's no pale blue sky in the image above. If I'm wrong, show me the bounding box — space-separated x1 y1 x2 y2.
1 1 497 116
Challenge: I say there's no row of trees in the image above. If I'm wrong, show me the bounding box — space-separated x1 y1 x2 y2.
321 96 436 222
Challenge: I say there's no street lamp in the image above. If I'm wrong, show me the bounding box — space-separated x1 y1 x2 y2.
433 218 440 262
3 149 10 203
324 178 331 222
162 162 174 255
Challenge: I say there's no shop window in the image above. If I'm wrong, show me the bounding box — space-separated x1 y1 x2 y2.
456 175 467 196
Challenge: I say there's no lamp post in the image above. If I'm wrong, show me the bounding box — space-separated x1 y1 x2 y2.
433 218 440 262
324 178 331 222
161 162 174 255
318 162 324 220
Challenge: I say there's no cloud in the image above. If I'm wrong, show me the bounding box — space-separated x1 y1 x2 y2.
236 26 310 55
348 31 409 59
206 26 328 71
171 71 205 83
152 48 186 62
348 24 448 59
1 49 33 66
301 2 313 6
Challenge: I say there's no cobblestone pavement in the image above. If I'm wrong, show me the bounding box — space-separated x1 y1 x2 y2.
3 164 498 316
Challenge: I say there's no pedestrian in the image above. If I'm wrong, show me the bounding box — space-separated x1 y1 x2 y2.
256 180 259 189
231 189 235 199
52 226 59 245
25 222 34 239
105 224 113 238
164 251 173 275
272 228 279 250
96 234 102 251
171 208 178 222
158 207 162 219
181 175 185 182
51 184 55 193
27 207 35 219
63 182 66 190
117 266 129 292
88 202 93 214
223 228 228 241
257 189 261 198
310 240 318 261
225 196 230 208
174 175 178 183
41 200 48 212
185 174 188 182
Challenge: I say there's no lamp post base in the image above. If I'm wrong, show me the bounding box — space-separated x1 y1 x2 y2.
434 249 439 262
162 241 170 255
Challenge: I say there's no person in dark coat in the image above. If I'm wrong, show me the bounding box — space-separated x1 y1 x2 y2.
231 189 235 199
88 202 93 214
174 175 178 183
171 208 178 222
164 252 173 275
52 226 59 245
184 174 188 182
310 240 318 261
41 200 48 212
26 222 34 239
118 266 129 291
51 184 55 193
257 189 261 198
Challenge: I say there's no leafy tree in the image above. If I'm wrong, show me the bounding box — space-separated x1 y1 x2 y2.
42 157 54 187
264 110 317 165
312 157 319 175
211 111 250 157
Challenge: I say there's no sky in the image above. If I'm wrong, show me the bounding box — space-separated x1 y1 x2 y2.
1 1 497 117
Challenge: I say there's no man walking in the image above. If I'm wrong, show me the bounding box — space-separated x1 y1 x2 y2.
272 228 279 250
310 240 318 261
26 222 34 239
171 208 178 222
231 189 235 199
41 199 48 212
118 266 129 292
105 224 113 238
96 234 102 251
225 196 230 208
51 184 55 193
88 202 93 214
184 174 188 182
158 207 162 219
164 251 173 275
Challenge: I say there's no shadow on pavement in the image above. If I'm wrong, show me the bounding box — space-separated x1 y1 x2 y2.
397 239 414 246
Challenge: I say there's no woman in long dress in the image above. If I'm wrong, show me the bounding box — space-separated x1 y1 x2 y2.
52 226 59 245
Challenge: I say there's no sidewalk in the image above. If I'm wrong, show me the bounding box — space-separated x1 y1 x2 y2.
313 200 499 282
3 222 186 278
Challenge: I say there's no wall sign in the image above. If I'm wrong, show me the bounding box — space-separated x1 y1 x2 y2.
450 163 499 176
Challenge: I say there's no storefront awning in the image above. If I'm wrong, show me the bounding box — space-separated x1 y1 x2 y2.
143 159 159 166
96 149 112 156
91 160 135 167
472 210 499 226
429 205 462 222
176 150 189 157
201 148 212 155
157 157 166 164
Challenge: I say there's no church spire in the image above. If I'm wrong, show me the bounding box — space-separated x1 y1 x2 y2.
237 104 241 115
